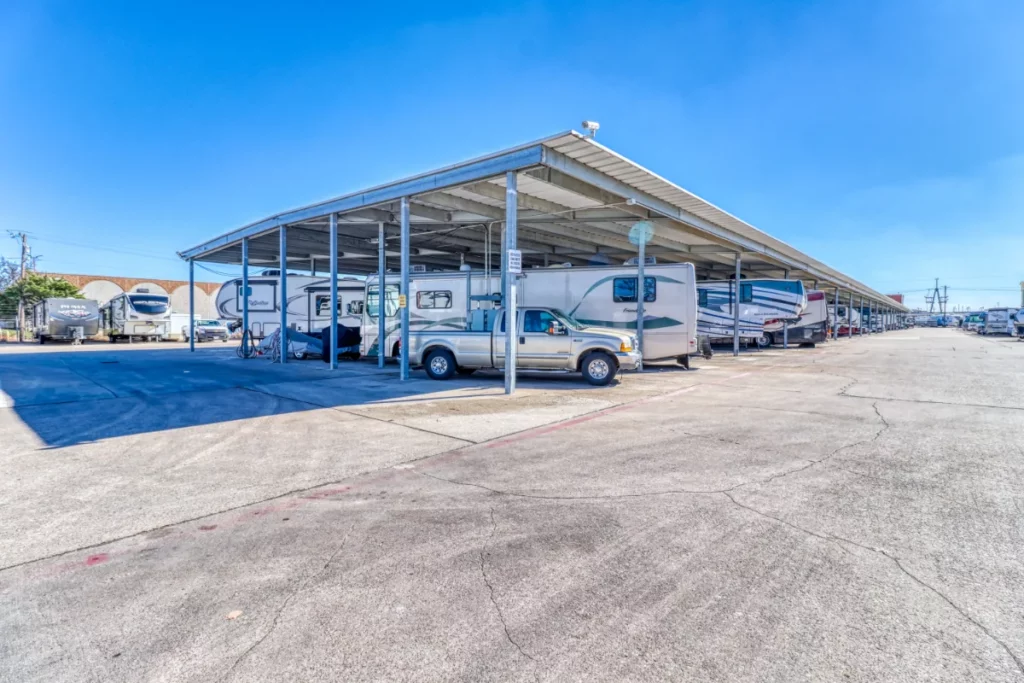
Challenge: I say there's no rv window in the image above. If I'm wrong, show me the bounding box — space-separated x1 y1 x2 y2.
698 289 708 308
612 277 656 303
314 295 343 317
416 291 452 309
367 285 400 318
347 300 364 316
739 283 753 303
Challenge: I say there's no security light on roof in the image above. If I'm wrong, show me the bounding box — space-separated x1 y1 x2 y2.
582 120 600 137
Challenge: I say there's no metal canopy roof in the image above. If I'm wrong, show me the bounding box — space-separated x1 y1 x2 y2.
179 131 907 311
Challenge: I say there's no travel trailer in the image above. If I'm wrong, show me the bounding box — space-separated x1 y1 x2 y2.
765 290 828 345
982 308 1018 336
362 262 700 365
30 298 100 343
697 279 807 346
214 274 366 339
99 291 171 342
830 304 862 334
1014 310 1024 339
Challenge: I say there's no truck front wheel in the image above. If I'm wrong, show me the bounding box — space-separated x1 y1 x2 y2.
582 352 617 386
424 349 456 380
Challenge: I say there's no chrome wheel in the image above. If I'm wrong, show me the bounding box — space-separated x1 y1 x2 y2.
588 358 610 380
430 355 449 375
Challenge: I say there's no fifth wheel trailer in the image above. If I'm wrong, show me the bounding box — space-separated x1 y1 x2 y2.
214 274 366 339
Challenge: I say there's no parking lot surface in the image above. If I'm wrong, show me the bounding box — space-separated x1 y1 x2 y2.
2 330 1023 682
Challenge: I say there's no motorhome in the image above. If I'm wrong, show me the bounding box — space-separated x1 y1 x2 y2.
30 298 100 343
99 291 171 342
1014 310 1024 339
362 262 700 365
697 279 807 346
963 313 986 333
982 308 1018 335
214 273 366 339
765 290 828 345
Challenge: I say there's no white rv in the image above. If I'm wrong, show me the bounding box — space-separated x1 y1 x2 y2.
765 290 828 345
697 279 807 346
362 263 700 365
214 274 366 339
983 308 1018 336
100 291 172 342
830 304 862 334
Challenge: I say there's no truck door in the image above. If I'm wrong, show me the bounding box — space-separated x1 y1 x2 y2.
518 309 573 369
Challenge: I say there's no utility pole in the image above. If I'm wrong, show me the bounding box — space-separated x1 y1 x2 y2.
13 232 29 342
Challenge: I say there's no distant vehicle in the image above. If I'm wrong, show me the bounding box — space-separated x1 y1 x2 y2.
696 279 807 347
100 292 171 342
407 306 640 386
363 263 700 366
215 275 365 339
983 308 1018 336
963 313 986 332
181 319 230 343
829 304 862 335
30 298 100 344
1014 310 1024 339
765 290 828 345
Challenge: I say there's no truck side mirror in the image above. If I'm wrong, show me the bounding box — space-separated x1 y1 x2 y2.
548 322 567 336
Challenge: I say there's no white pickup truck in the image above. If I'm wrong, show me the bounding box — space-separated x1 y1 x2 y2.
407 307 641 386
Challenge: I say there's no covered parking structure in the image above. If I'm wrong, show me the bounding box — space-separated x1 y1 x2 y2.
179 130 908 393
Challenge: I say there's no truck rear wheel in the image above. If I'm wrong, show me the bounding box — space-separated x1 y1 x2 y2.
582 352 617 386
424 349 456 380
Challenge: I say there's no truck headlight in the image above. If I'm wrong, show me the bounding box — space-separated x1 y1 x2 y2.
620 341 633 352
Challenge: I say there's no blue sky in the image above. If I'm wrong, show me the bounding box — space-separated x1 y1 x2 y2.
1 0 1022 310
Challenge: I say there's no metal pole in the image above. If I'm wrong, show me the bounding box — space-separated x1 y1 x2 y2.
848 292 853 338
733 253 741 356
636 236 645 372
500 223 506 305
782 269 789 349
400 198 410 381
329 213 338 370
504 172 518 395
279 226 287 364
242 237 249 357
834 288 840 340
188 259 195 353
859 298 864 336
378 221 386 369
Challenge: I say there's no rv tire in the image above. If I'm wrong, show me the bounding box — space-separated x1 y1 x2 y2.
582 351 617 386
677 355 690 369
424 349 456 380
757 333 773 348
699 336 714 359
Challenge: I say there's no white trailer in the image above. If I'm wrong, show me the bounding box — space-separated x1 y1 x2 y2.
983 308 1018 335
697 279 807 346
214 274 365 339
100 291 171 342
765 290 828 345
361 263 699 365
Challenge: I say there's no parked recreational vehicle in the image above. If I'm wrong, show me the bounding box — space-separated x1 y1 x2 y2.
963 313 985 333
697 279 806 346
1014 310 1024 339
214 274 365 339
765 290 827 345
829 305 862 335
362 263 700 365
983 308 1018 335
30 298 100 343
100 292 171 342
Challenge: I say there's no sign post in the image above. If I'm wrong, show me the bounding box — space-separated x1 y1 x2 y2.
628 221 654 371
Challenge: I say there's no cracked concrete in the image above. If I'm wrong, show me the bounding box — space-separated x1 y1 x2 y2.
1 329 1023 682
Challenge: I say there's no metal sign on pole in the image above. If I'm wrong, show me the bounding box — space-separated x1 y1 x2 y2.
506 249 522 274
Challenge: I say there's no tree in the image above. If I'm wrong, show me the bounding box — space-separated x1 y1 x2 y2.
0 272 83 316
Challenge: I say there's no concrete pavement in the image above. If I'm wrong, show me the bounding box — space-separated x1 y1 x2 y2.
1 330 1022 682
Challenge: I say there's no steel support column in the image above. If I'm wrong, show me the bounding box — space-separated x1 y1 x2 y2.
188 259 195 353
782 269 789 349
279 226 288 363
241 237 250 357
504 171 518 395
636 235 645 371
378 221 386 369
859 298 864 336
733 253 741 356
329 213 338 370
834 288 840 340
400 198 410 381
848 292 853 338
